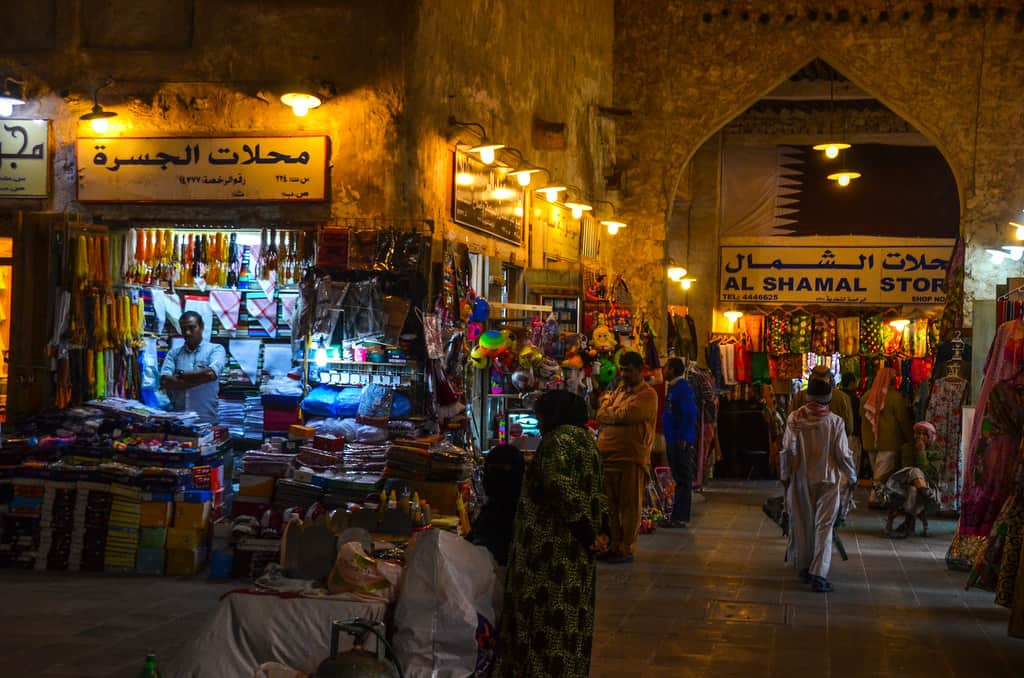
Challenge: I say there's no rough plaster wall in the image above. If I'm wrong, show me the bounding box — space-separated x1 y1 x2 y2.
406 0 614 265
0 0 414 224
613 0 1024 341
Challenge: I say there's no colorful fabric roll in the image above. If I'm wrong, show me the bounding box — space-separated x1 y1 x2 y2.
861 315 884 354
789 314 812 354
767 312 789 355
812 315 837 355
837 317 860 356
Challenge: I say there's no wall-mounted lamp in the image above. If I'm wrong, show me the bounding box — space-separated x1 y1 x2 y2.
80 79 117 133
666 259 687 282
0 78 26 117
564 201 592 219
601 220 627 235
680 277 696 290
280 91 321 117
536 185 566 202
448 115 505 164
499 147 542 186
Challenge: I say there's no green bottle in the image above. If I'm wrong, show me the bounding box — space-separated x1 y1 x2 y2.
138 654 160 678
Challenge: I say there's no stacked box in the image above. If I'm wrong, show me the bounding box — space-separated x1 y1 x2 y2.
166 546 207 576
36 481 77 571
135 547 165 576
71 481 112 572
140 501 173 528
103 484 142 573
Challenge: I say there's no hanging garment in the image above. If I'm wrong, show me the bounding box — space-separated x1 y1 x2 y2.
751 353 771 386
947 319 1024 570
209 290 242 332
837 317 860 356
721 343 737 386
734 342 752 383
925 377 968 513
767 312 789 355
741 315 766 352
278 293 299 330
246 296 279 338
776 353 804 380
861 315 884 355
812 315 837 356
839 356 861 385
910 320 931 358
789 314 812 354
706 343 724 390
939 237 965 339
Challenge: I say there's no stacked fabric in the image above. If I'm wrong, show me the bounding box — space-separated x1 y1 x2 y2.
103 484 142 573
218 399 246 439
1 478 44 569
36 480 77 571
69 481 110 571
244 395 264 441
341 442 389 474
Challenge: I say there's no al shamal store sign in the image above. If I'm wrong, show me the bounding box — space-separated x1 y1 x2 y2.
719 237 955 306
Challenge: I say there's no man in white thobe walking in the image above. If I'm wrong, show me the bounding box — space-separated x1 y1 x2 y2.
780 375 857 593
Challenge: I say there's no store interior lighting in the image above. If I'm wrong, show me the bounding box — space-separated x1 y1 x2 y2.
79 78 117 133
723 309 744 322
888 318 910 332
812 77 851 160
0 78 26 117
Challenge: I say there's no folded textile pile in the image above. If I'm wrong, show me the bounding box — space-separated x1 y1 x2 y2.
342 442 389 474
36 480 77 571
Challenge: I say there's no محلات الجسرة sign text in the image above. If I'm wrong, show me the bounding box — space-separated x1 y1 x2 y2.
719 238 956 305
76 135 329 202
0 120 49 198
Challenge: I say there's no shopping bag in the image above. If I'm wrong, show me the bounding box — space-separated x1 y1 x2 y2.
392 529 500 678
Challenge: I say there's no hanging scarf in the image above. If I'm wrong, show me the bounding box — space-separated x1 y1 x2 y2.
862 366 897 435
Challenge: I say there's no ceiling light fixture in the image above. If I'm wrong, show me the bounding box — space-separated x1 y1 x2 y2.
0 78 26 117
827 169 861 187
813 73 852 159
80 78 117 133
724 310 744 322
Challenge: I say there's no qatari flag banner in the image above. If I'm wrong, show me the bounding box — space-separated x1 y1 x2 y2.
721 143 959 239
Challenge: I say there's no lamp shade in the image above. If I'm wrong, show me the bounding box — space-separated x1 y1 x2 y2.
280 92 321 116
827 170 862 187
813 142 851 159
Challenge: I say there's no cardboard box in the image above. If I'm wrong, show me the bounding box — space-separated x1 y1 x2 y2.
174 501 211 530
238 474 275 499
138 527 167 550
140 501 174 527
165 547 207 576
165 526 207 551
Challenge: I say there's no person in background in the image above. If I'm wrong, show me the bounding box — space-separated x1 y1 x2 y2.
860 367 914 484
839 372 864 479
597 351 659 564
878 421 943 538
494 390 608 678
781 374 858 593
159 311 226 424
468 444 525 567
789 365 854 437
661 357 698 528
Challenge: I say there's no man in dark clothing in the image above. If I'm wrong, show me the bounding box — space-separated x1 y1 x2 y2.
661 357 698 528
840 372 865 480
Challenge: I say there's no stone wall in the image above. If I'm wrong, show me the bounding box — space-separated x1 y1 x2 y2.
0 0 615 264
613 0 1024 342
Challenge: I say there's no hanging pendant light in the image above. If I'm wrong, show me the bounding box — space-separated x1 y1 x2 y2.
827 169 862 187
813 74 852 159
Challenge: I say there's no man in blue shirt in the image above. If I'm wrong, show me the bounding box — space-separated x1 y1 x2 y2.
661 357 698 528
159 311 226 424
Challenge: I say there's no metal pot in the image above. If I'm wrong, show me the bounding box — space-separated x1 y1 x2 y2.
314 619 401 678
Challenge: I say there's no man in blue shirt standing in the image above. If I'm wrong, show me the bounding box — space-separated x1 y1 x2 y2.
661 357 698 528
159 311 226 424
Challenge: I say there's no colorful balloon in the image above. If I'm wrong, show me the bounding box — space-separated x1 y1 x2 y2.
469 345 490 369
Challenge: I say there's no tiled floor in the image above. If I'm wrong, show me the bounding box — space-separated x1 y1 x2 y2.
1 481 1022 677
591 481 1024 678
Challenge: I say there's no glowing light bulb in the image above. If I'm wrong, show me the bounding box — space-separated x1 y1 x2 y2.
1010 221 1024 241
292 101 310 116
837 174 850 186
91 117 109 134
889 319 910 332
479 146 496 164
315 343 328 368
536 186 566 201
571 205 583 219
564 202 592 219
601 220 626 235
455 172 475 186
0 101 11 117
515 171 532 187
492 187 516 200
724 310 744 322
828 170 861 186
825 145 839 159
680 278 694 290
667 265 687 282
513 206 524 217
280 92 321 118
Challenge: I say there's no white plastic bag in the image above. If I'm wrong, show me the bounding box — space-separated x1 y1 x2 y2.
392 529 500 678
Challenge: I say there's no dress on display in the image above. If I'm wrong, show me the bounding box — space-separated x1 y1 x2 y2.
947 319 1024 571
924 377 968 513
